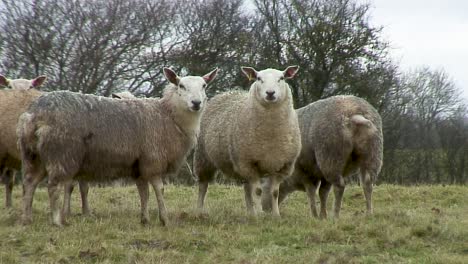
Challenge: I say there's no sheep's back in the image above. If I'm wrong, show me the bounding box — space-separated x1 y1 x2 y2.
26 91 185 180
296 95 382 174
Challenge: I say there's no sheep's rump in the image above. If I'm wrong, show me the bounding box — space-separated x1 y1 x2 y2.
22 91 183 182
296 95 383 177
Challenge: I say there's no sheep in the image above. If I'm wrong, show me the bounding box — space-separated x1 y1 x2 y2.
17 67 219 226
262 95 383 218
0 75 47 208
111 91 136 99
193 66 301 217
0 75 47 90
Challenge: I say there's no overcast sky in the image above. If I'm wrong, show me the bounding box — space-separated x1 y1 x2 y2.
365 0 468 101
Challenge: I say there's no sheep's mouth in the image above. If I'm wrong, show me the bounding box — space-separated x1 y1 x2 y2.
190 105 201 111
264 96 277 102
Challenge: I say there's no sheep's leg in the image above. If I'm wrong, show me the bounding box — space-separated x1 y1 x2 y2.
197 181 209 213
263 176 281 217
360 171 373 215
332 179 346 219
149 176 168 226
79 181 91 215
22 166 46 225
63 181 74 218
243 178 262 216
48 176 64 227
318 180 332 219
304 182 318 218
4 169 14 208
135 178 150 225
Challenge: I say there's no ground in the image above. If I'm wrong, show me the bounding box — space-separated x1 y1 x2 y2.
0 184 467 263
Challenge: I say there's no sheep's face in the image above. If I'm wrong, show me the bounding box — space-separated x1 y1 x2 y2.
163 68 219 112
241 66 299 105
0 75 47 90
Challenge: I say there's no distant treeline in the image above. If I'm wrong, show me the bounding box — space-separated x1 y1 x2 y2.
0 0 466 184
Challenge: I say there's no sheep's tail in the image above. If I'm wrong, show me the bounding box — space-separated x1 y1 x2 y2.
350 114 372 127
17 112 38 162
349 114 379 183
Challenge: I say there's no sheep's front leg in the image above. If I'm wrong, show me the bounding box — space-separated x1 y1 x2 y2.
332 176 346 219
149 176 168 226
262 176 281 217
135 178 150 225
243 177 262 216
197 181 209 213
63 181 74 218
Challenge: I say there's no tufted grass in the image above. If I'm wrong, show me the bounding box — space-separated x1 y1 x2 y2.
0 184 467 263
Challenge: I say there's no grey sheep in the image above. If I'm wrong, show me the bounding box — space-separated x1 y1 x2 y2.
263 95 383 218
0 75 47 208
194 66 302 217
17 67 219 226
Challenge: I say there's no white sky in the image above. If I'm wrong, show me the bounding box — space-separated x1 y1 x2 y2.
365 0 468 102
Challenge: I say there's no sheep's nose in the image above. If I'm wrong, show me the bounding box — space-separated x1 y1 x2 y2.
265 90 276 100
191 100 201 110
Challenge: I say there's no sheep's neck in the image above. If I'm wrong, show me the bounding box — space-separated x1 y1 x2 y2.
161 97 201 142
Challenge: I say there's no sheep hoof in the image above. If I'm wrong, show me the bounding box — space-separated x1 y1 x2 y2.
140 218 150 226
21 217 33 226
159 218 169 227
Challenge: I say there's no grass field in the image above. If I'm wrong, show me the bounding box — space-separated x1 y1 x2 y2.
0 184 467 263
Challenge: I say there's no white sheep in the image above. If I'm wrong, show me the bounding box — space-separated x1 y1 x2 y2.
17 67 218 226
263 95 383 218
0 75 47 208
193 66 302 217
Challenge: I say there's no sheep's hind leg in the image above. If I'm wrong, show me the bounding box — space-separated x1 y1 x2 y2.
22 165 46 225
360 170 373 215
48 176 65 227
135 178 150 225
304 181 319 218
149 176 168 226
318 180 332 219
4 169 14 209
79 181 91 215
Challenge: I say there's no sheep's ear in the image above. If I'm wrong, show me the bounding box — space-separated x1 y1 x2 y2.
163 67 180 85
32 75 47 88
203 68 219 85
0 75 9 87
241 67 258 82
111 93 122 99
283 66 299 79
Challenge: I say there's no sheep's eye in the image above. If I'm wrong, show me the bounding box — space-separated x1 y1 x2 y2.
256 77 262 82
203 84 207 89
279 76 285 81
179 84 185 90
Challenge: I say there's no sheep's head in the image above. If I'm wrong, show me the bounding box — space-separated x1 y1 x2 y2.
163 67 219 112
241 66 299 106
0 75 47 90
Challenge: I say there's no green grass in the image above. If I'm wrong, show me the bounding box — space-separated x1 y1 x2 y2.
1 184 467 263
